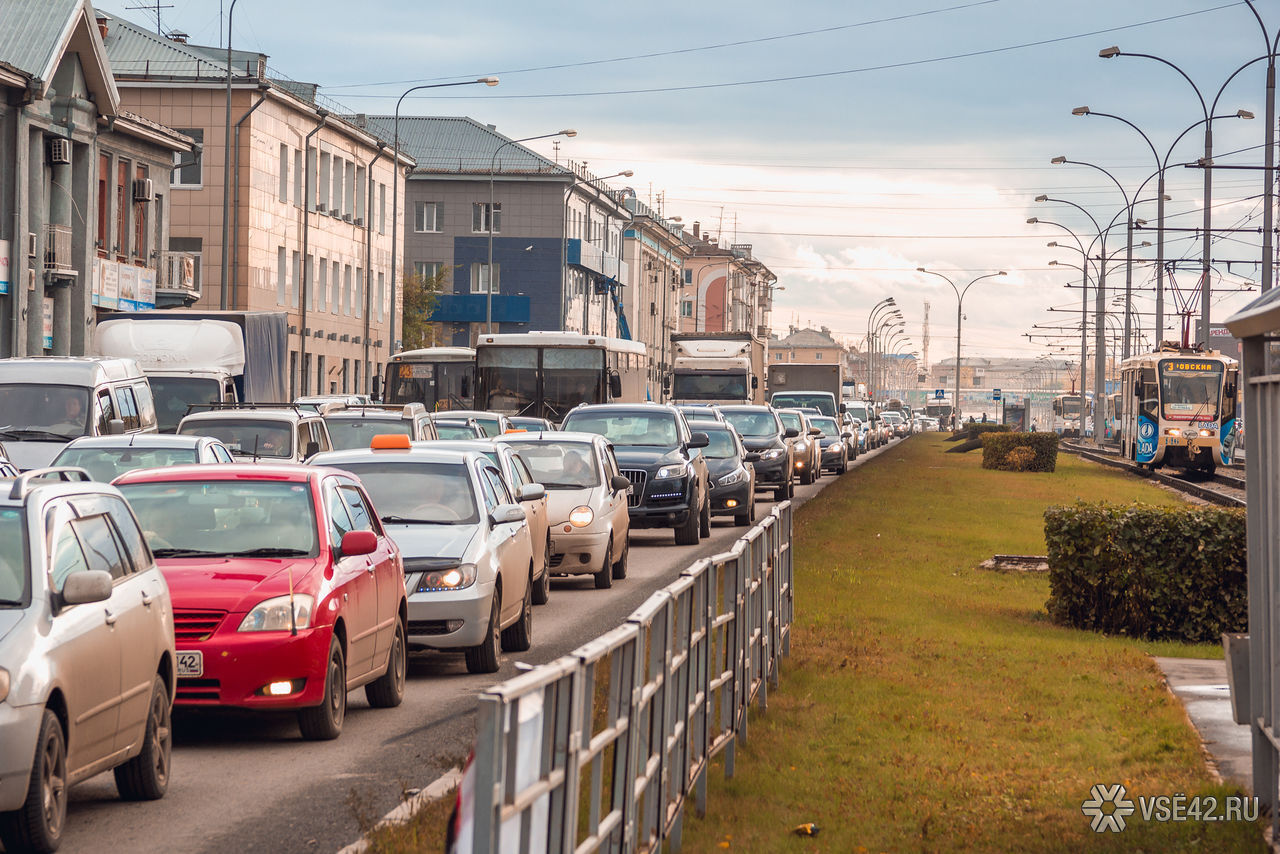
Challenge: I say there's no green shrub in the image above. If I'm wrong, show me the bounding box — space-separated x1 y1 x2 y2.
967 423 1009 438
980 432 1058 472
1043 502 1247 642
1006 446 1036 471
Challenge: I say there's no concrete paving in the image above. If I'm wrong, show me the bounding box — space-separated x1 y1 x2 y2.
1155 656 1253 792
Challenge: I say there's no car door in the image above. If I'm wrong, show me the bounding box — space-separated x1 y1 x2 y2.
44 500 124 774
507 452 548 576
322 479 377 681
601 443 629 548
477 462 528 627
338 481 399 676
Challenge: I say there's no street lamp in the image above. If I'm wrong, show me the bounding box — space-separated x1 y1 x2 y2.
390 76 499 352
487 129 577 334
865 297 896 397
917 267 1006 425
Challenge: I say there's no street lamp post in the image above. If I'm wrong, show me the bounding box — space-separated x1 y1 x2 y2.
1035 220 1091 423
219 0 242 310
917 268 1006 425
865 298 896 397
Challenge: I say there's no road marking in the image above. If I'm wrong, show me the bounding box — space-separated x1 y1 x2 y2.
335 766 462 854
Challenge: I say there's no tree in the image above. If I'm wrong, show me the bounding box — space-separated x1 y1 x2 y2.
401 265 451 350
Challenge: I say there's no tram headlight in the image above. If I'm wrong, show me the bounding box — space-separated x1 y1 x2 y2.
1199 428 1214 438
1165 428 1182 437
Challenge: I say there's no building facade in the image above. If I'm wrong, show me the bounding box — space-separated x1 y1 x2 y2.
621 195 689 396
677 224 775 340
768 326 844 363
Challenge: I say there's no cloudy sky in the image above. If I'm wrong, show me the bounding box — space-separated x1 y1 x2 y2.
95 0 1274 365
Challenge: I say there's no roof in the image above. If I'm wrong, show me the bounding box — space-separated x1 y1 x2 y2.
357 115 570 178
0 356 143 384
0 0 119 110
774 328 841 349
99 10 244 82
309 447 484 466
496 431 606 445
60 434 217 449
113 462 313 484
1226 286 1280 339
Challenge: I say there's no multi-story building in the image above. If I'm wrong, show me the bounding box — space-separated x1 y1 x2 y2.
677 223 775 340
102 12 409 397
931 356 1072 392
0 0 192 357
620 195 689 395
768 326 844 364
359 116 633 346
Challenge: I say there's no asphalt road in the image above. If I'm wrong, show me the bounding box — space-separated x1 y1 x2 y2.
52 440 897 854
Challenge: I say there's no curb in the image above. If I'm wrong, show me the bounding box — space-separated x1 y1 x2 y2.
335 767 462 854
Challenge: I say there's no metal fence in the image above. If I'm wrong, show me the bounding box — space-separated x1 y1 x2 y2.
465 500 794 853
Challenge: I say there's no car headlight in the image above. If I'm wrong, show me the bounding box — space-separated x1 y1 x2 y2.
654 463 686 479
569 505 594 527
760 448 785 460
794 441 808 452
0 667 9 704
238 594 315 632
719 468 747 486
416 563 478 591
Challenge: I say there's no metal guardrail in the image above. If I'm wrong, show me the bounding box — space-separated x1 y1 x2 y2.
466 501 794 853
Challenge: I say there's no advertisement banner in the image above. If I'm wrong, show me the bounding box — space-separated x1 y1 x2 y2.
117 264 139 311
136 266 156 310
100 259 119 310
0 238 10 295
42 297 53 349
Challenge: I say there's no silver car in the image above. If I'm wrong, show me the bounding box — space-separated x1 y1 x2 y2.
0 467 176 853
51 433 234 482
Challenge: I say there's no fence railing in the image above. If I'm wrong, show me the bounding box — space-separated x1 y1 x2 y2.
464 501 794 853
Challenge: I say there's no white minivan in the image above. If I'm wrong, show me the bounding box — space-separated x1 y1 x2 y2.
0 358 159 471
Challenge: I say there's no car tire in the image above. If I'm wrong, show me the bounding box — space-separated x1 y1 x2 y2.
699 495 711 537
594 542 615 589
531 535 552 605
297 635 346 740
800 463 813 485
611 537 629 580
114 674 172 800
674 504 700 546
0 710 67 854
501 574 533 652
734 501 752 527
466 593 502 673
365 617 406 708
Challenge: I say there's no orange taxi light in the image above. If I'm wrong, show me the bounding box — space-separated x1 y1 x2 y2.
371 433 412 450
504 428 528 434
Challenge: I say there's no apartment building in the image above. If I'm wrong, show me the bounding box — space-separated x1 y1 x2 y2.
620 195 690 394
677 223 776 340
768 326 844 363
101 12 409 397
0 0 191 357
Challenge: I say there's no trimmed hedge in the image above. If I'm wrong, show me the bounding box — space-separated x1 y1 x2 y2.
981 432 1059 472
1044 502 1247 642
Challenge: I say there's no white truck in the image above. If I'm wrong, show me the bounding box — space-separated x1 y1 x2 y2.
93 311 288 432
668 332 766 405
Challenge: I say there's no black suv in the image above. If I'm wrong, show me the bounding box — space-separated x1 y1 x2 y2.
561 403 711 546
718 405 798 500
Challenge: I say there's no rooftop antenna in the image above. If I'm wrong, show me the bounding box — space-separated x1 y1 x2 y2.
125 0 174 34
552 139 560 164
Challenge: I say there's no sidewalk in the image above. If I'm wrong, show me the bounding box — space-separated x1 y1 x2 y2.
1156 656 1253 792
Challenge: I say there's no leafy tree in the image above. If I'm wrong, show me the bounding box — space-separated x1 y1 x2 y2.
401 265 452 349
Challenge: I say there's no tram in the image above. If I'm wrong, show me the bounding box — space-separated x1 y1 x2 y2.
1117 347 1239 472
1050 393 1089 438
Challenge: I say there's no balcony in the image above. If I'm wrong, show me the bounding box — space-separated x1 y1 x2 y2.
44 224 72 272
567 239 628 285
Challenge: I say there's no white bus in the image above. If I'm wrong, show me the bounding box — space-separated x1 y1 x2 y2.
382 347 476 411
475 332 647 422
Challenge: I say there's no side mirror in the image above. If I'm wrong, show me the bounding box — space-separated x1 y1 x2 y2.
490 504 526 525
751 376 759 390
839 402 847 413
609 373 623 399
783 427 799 439
107 418 126 435
809 427 822 436
517 483 546 502
60 569 113 606
744 451 761 463
842 431 853 439
687 431 710 449
610 474 632 493
339 530 378 557
304 440 320 459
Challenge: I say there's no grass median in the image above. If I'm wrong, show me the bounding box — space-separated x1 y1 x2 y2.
680 433 1261 852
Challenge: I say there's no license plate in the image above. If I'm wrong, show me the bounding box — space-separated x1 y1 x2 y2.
176 650 203 678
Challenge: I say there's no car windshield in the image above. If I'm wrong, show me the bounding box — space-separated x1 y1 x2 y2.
472 416 502 438
810 417 839 436
883 413 902 423
325 461 479 524
435 423 479 440
777 411 802 431
0 384 91 441
721 411 778 437
325 418 412 450
0 508 28 605
180 419 292 458
504 442 600 488
701 430 738 459
150 376 224 433
118 479 318 556
561 412 679 448
53 445 199 481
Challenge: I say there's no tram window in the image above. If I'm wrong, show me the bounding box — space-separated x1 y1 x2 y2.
1139 368 1158 420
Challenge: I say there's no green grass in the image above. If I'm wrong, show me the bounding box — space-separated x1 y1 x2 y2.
680 434 1261 852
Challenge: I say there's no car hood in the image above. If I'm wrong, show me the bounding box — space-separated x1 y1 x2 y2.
0 608 30 645
612 446 684 468
739 436 784 452
384 524 478 562
159 556 323 613
704 457 740 478
543 486 602 525
6 441 70 472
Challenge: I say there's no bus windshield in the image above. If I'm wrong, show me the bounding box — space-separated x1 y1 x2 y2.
1159 359 1224 422
385 360 474 411
478 347 605 420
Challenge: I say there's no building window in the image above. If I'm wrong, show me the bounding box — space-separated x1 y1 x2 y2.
815 352 823 360
278 144 289 203
331 260 341 314
172 128 203 188
341 358 350 394
116 159 130 258
97 153 110 252
378 183 386 234
472 202 500 234
680 299 693 318
133 165 149 260
354 266 363 318
318 152 331 212
332 158 345 218
355 165 366 223
277 246 288 306
414 261 443 282
470 263 499 294
415 202 442 233
294 251 303 310
345 161 356 219
343 264 352 315
317 258 327 312
293 149 303 206
377 271 385 322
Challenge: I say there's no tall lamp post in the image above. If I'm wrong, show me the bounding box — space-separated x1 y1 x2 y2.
487 129 577 334
865 298 896 397
917 268 1006 425
390 77 499 353
219 0 243 309
1035 219 1091 421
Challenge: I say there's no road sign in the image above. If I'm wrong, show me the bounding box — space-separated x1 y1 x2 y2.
934 389 945 399
992 388 1002 401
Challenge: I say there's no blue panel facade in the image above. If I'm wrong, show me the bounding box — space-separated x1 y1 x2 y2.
445 236 565 333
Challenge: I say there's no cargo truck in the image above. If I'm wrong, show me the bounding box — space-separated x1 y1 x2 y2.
767 362 843 417
93 310 288 431
668 332 765 405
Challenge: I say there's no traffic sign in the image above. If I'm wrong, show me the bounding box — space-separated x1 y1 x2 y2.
992 388 1002 401
934 389 945 399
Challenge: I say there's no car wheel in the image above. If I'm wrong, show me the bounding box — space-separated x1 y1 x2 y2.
465 593 502 673
297 635 346 740
114 674 172 800
611 536 629 580
365 617 407 708
699 495 711 537
501 574 533 652
674 503 700 546
595 542 615 589
531 534 552 605
0 710 67 854
733 500 752 527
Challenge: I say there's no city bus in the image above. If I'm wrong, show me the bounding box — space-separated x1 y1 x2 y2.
1118 348 1238 472
382 347 476 411
475 332 647 422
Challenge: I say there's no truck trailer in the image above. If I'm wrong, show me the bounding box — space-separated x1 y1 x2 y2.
668 332 765 405
767 362 843 417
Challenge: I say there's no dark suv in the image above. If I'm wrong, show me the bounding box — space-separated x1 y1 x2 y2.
560 404 710 546
719 405 798 500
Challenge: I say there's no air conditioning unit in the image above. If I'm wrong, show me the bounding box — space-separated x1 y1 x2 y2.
315 202 327 213
47 138 71 165
339 333 350 342
354 216 364 227
133 178 154 202
26 232 37 258
342 213 353 224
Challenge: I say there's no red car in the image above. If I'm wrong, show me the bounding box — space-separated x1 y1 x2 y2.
113 464 407 740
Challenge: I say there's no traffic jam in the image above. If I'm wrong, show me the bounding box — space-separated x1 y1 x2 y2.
0 331 923 854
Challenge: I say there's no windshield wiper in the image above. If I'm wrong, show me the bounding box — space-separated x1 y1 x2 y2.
0 598 24 606
220 547 311 557
0 429 78 442
380 515 454 525
152 547 221 558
